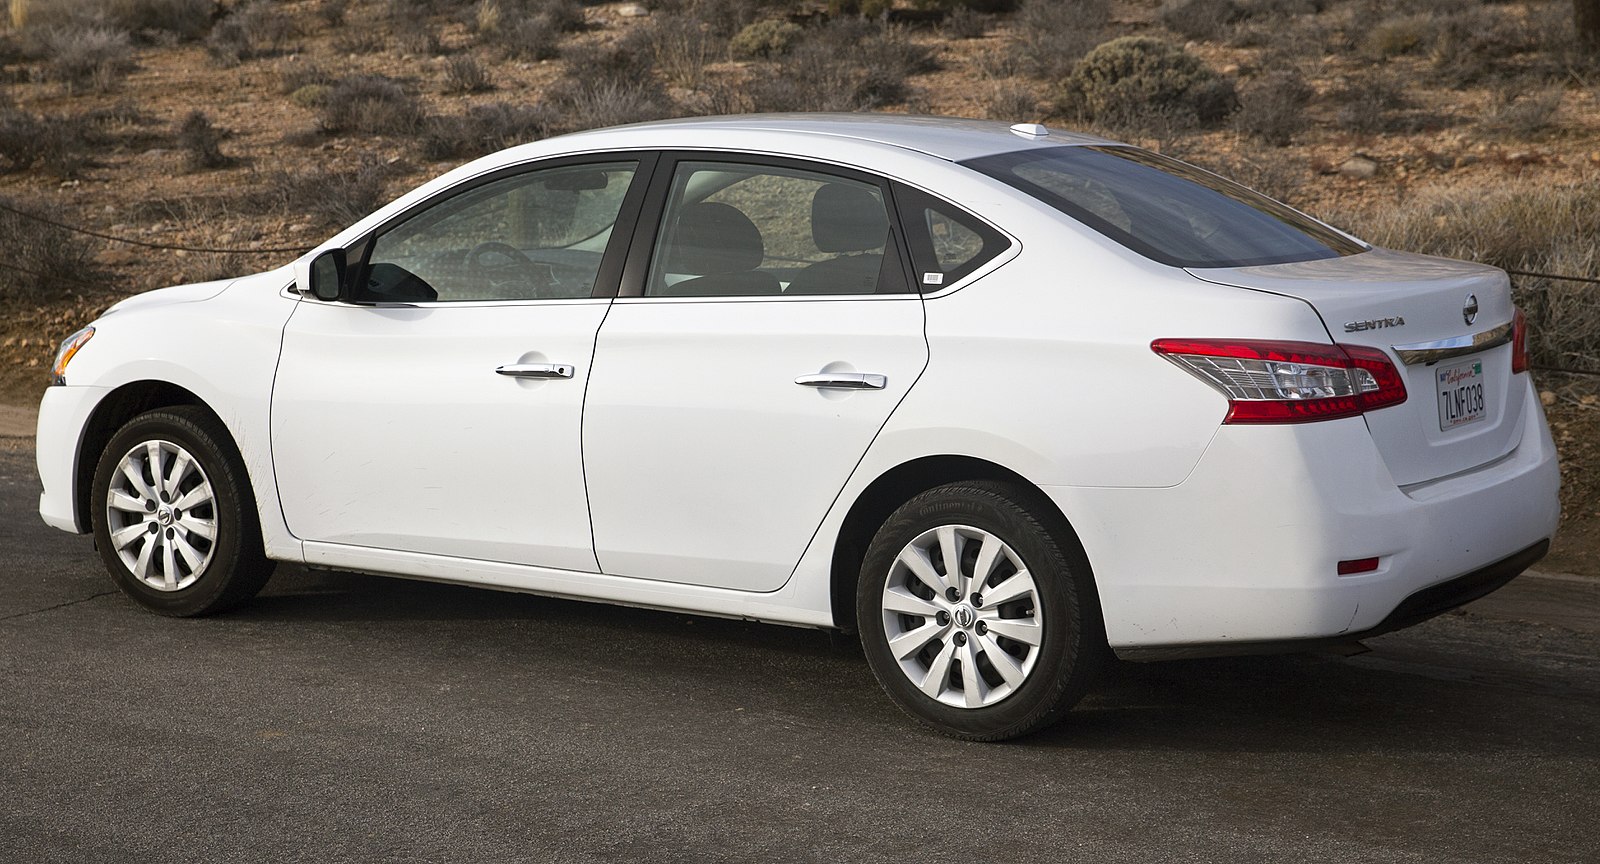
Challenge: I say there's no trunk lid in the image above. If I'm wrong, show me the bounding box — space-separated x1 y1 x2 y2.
1189 248 1525 486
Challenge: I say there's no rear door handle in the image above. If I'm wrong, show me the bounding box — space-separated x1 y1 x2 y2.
496 363 575 379
795 373 887 390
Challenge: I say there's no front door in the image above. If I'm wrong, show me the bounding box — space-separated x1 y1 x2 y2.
272 158 649 571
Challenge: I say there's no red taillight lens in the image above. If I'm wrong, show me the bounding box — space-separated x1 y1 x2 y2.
1511 307 1530 375
1151 338 1408 424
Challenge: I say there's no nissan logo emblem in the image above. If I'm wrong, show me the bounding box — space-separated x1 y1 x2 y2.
1463 294 1479 326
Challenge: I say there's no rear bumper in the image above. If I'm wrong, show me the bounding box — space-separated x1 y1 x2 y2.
37 384 108 535
1114 539 1548 660
1045 377 1561 655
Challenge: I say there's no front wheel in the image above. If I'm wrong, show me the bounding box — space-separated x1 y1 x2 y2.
857 481 1104 741
90 406 274 616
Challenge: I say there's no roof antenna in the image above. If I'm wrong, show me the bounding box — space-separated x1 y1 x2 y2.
1009 123 1050 139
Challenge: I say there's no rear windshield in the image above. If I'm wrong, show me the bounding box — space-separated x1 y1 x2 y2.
964 146 1365 269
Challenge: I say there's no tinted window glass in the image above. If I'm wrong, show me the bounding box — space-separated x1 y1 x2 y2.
893 184 1011 291
646 161 905 297
361 161 637 302
964 146 1364 269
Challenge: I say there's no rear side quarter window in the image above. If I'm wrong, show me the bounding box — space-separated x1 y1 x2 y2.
893 184 1010 292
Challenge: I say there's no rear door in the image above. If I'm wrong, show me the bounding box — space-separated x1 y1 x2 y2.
581 155 928 592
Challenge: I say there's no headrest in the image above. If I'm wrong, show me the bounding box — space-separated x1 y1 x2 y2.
666 202 765 275
812 183 888 253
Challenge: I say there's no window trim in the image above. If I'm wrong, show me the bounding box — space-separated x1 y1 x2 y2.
616 151 919 301
340 151 662 305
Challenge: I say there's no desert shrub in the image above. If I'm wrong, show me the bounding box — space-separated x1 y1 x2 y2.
559 29 657 87
827 0 893 16
1159 0 1244 42
648 15 714 88
980 80 1037 121
1364 14 1430 58
0 196 102 303
332 25 384 55
278 62 333 94
0 108 101 176
1428 4 1541 84
1328 72 1410 135
250 157 396 230
206 1 295 66
40 25 135 92
1012 0 1109 82
110 0 216 39
1478 83 1563 140
419 102 552 161
538 74 672 138
648 0 778 40
1059 36 1237 132
730 18 802 58
910 0 1018 11
942 6 990 39
318 75 427 136
1330 180 1600 372
13 0 217 42
443 55 492 93
177 110 229 170
491 14 560 61
1235 68 1313 146
317 0 347 26
748 20 932 112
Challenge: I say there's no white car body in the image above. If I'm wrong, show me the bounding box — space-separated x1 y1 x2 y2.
38 115 1560 661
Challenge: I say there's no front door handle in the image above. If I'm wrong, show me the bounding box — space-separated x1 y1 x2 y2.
496 363 575 379
795 373 887 390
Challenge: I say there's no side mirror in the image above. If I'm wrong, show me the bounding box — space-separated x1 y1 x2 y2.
308 249 346 301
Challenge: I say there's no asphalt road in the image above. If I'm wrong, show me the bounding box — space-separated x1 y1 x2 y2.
2 438 1597 864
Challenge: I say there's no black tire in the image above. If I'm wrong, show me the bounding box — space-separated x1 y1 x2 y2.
856 481 1105 741
90 406 274 617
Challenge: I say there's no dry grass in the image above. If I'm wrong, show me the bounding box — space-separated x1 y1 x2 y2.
0 195 101 304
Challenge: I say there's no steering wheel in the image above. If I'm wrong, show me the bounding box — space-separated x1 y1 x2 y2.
465 241 555 299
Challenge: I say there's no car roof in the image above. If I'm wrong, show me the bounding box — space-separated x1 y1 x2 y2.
551 113 1117 163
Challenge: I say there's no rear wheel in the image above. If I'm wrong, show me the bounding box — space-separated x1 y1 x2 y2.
857 481 1104 740
90 407 274 616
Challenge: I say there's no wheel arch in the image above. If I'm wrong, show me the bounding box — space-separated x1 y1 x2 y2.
828 455 1097 633
74 381 226 533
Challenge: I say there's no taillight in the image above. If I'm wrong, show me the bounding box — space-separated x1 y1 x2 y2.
1151 338 1408 424
1511 307 1530 375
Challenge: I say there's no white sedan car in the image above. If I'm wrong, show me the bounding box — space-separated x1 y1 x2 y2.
38 115 1560 739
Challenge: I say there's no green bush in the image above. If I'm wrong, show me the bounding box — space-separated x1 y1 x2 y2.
730 18 802 59
1060 36 1237 130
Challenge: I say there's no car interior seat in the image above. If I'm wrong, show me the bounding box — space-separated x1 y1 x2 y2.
654 202 781 296
783 183 889 295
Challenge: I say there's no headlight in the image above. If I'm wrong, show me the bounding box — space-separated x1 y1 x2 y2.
50 326 94 386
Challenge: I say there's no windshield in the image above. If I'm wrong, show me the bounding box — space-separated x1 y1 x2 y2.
964 146 1365 269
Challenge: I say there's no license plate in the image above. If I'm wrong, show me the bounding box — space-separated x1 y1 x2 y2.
1436 359 1487 431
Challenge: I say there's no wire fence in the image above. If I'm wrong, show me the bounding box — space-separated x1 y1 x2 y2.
2 195 1598 379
